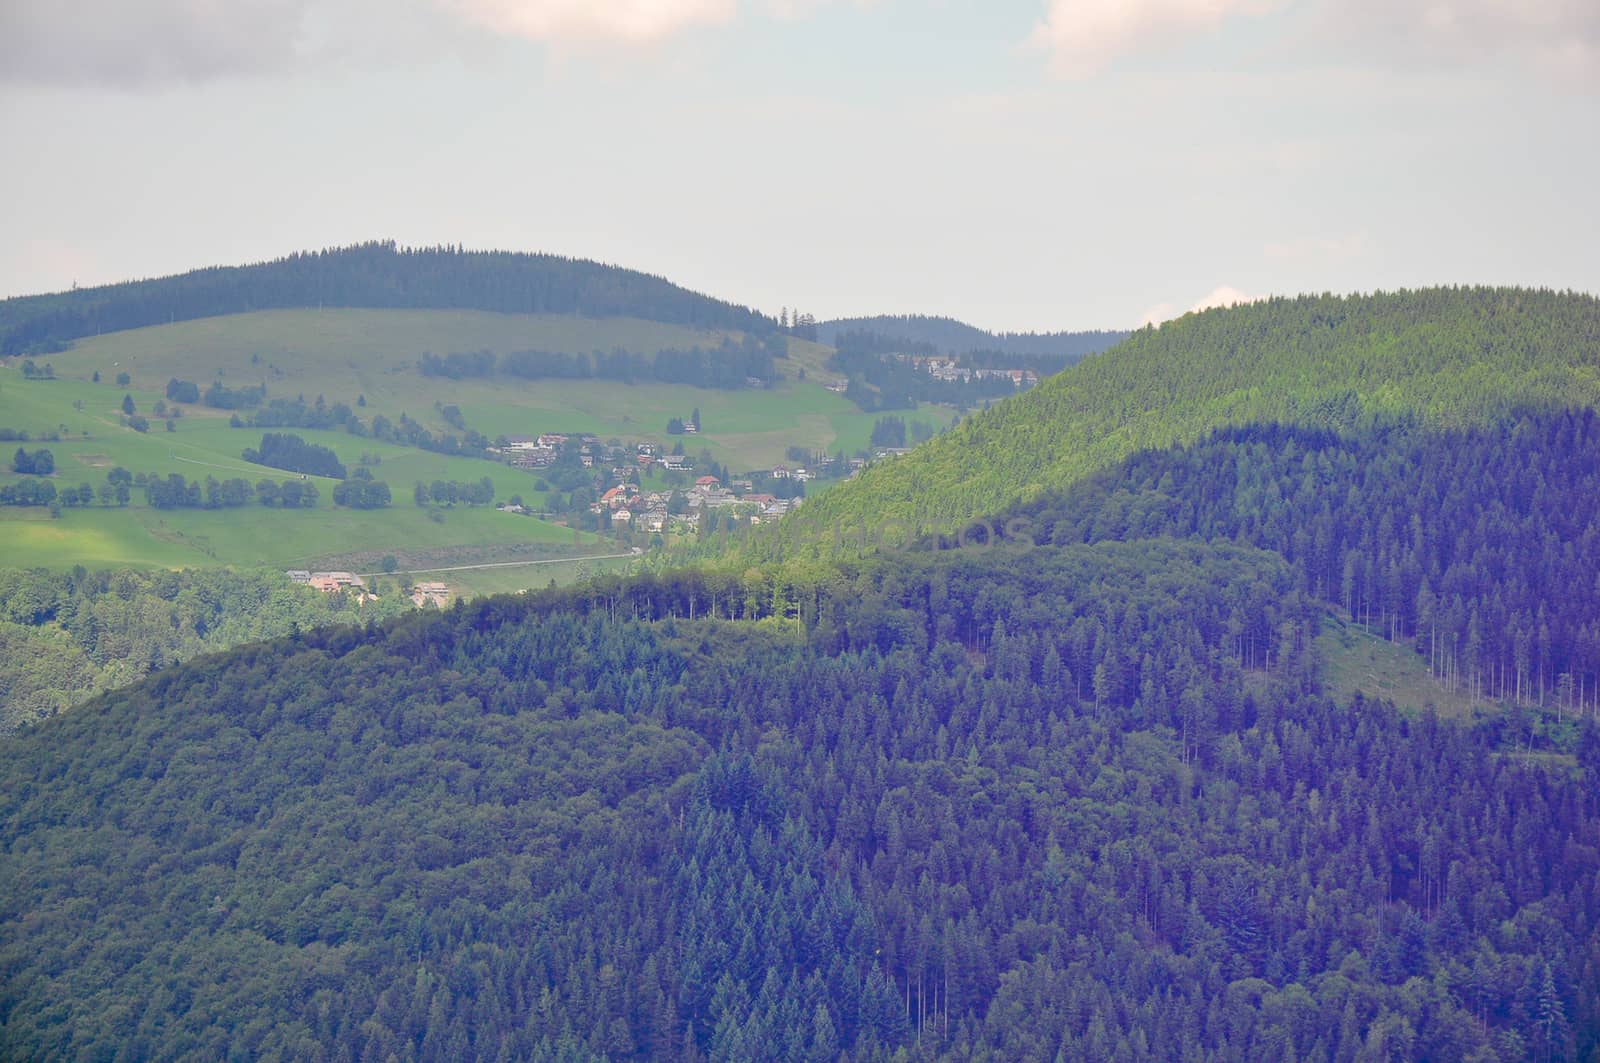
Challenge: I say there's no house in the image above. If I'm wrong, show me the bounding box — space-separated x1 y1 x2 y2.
659 454 691 471
411 581 450 608
771 465 792 480
308 571 364 594
695 475 720 488
613 508 633 523
538 433 568 448
286 570 311 584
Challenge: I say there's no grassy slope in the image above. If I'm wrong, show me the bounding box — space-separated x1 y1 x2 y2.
1315 615 1491 720
1 309 945 571
765 288 1600 559
48 309 933 469
0 372 598 569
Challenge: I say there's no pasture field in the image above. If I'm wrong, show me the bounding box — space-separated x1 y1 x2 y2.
44 309 939 468
0 370 599 570
2 308 944 571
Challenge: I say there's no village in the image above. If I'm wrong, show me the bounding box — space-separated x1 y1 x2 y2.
284 422 899 603
486 428 875 539
890 354 1039 387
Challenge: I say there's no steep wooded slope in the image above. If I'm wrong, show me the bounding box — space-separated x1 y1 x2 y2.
763 288 1600 560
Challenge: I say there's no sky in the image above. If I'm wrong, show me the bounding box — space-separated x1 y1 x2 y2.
1 0 1597 331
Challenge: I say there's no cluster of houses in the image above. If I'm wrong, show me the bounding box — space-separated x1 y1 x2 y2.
891 355 1038 387
495 433 698 475
287 569 450 608
497 433 612 470
287 570 368 596
591 473 800 533
410 581 449 608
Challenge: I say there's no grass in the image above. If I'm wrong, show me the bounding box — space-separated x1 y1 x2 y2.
437 554 636 600
1315 614 1493 719
0 369 600 570
2 309 950 572
42 308 946 470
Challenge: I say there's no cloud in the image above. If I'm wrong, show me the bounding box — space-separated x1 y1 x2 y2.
0 0 317 86
1138 284 1262 327
1029 0 1600 83
0 0 739 87
1029 0 1280 78
441 0 736 45
1319 0 1600 83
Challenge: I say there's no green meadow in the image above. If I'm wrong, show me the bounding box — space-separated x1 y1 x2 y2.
2 308 946 575
45 308 938 469
0 369 598 572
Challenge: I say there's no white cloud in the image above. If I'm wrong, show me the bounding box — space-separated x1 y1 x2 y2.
1029 0 1280 78
0 0 740 87
1321 0 1600 83
1029 0 1600 83
440 0 737 44
0 0 316 86
1138 284 1262 327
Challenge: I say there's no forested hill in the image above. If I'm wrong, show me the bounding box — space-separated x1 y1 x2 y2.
817 314 1126 358
4 543 1598 1059
764 287 1600 560
0 241 776 355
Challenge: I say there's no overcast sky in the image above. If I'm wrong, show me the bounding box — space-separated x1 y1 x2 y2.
1 0 1596 331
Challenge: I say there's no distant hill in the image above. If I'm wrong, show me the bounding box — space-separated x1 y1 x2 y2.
816 314 1126 360
764 287 1600 558
0 241 776 356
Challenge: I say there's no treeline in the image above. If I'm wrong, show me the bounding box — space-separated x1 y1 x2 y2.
10 447 53 475
139 472 321 510
1 542 1594 1059
0 240 776 355
833 329 1081 377
163 377 267 409
0 567 411 732
414 478 493 507
234 399 493 461
243 432 347 479
1009 410 1600 714
818 314 1127 359
0 479 74 507
331 477 391 509
829 347 1025 411
419 335 782 390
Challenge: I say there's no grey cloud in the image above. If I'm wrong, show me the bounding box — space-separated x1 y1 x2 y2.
1313 0 1600 83
0 0 325 87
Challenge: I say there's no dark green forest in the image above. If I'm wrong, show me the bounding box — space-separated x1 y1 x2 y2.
2 540 1597 1060
0 567 410 733
420 336 784 390
1000 411 1600 718
0 242 775 356
772 288 1600 558
816 315 1126 360
5 285 1600 1061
